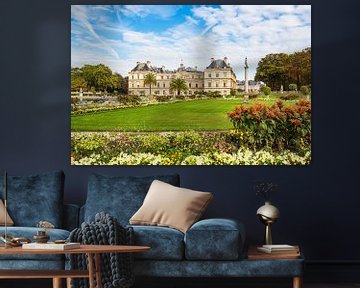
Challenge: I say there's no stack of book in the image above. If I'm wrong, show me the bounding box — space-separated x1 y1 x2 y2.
248 244 300 259
257 244 299 254
22 242 80 250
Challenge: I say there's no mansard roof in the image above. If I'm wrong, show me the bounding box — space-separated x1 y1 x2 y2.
206 59 230 69
131 62 153 72
131 62 173 73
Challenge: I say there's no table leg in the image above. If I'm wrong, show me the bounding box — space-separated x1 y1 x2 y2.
66 277 72 288
293 276 302 288
53 278 62 288
95 253 102 288
88 253 95 288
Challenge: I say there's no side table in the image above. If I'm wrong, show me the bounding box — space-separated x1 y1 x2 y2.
247 245 303 288
0 244 150 288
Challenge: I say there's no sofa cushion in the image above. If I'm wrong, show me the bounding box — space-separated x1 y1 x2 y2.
0 227 70 261
0 171 64 227
130 225 184 260
84 174 180 225
0 199 14 226
184 218 245 260
130 180 213 233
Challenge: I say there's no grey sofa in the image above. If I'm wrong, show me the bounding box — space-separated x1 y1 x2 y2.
80 173 304 283
0 171 78 270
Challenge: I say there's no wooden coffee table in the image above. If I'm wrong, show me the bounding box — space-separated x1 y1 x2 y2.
0 244 150 288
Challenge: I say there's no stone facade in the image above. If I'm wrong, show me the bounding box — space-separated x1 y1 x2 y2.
128 57 237 97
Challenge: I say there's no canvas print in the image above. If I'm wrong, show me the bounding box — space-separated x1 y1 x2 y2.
71 5 311 165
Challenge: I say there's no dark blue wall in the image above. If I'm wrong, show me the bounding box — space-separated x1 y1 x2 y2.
0 0 359 264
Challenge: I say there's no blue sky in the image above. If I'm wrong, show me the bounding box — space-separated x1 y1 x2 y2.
71 5 311 80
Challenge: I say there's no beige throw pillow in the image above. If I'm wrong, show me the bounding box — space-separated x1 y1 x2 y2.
130 180 213 233
0 199 14 226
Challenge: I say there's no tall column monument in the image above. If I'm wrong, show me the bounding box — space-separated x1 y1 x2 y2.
244 57 249 94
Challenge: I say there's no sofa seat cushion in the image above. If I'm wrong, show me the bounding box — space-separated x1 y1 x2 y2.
130 225 184 260
184 218 245 260
84 174 180 226
0 227 70 261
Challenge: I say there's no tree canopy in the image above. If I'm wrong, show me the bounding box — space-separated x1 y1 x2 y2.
255 48 311 91
170 78 187 95
71 64 127 94
144 73 157 95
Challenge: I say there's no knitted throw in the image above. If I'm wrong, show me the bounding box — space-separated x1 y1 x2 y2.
68 212 135 288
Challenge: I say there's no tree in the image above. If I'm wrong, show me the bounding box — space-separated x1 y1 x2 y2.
170 78 187 96
289 83 297 91
255 48 311 91
144 73 157 96
71 67 87 91
262 86 271 96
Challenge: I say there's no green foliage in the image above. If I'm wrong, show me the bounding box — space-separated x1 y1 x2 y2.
228 99 311 153
71 64 127 94
262 86 271 96
170 78 188 95
280 92 300 101
289 83 298 91
71 132 311 165
300 85 310 95
155 95 172 102
255 48 311 90
118 95 141 105
144 73 157 95
230 89 237 96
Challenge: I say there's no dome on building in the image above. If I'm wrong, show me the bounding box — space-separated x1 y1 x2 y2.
206 58 230 69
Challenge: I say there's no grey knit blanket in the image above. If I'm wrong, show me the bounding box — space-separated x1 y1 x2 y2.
68 212 134 288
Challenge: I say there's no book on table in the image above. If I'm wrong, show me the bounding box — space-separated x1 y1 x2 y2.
256 244 299 254
22 242 80 250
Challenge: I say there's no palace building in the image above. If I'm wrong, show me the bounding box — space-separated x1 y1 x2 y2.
128 57 238 97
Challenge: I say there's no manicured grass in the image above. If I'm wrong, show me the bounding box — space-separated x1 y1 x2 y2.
71 98 282 132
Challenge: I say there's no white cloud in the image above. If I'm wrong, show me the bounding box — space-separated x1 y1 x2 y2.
71 5 311 80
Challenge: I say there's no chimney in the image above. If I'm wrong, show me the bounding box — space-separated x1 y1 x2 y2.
224 57 229 65
136 61 140 64
195 66 197 70
146 61 151 65
211 57 215 62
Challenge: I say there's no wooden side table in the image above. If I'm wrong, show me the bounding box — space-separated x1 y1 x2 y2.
0 244 150 288
247 245 303 288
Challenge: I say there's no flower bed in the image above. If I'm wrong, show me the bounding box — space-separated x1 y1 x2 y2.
71 131 311 165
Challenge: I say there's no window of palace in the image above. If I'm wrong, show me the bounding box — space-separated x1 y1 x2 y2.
224 82 227 87
208 73 211 77
216 73 219 77
163 90 166 95
223 72 227 77
208 82 211 87
216 82 219 87
161 76 164 79
167 76 170 79
157 83 160 87
163 83 166 88
189 83 191 88
132 75 134 79
132 84 134 88
196 83 198 88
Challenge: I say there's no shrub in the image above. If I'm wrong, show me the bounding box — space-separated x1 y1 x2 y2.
228 99 311 152
262 86 271 96
300 85 310 95
155 95 172 102
280 92 300 101
289 83 298 91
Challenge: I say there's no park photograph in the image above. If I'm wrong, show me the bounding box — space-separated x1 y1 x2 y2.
71 5 311 165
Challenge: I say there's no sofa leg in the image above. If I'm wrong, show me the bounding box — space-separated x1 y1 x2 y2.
293 276 302 288
53 278 62 288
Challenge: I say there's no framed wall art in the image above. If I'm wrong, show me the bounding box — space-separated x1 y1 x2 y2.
71 5 311 165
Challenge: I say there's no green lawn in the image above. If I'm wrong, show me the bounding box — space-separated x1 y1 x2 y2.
71 98 280 132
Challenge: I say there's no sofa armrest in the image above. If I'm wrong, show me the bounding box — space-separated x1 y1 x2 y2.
184 218 245 260
63 204 80 231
